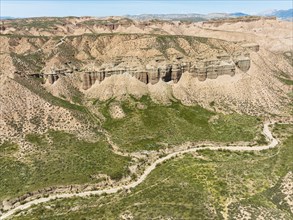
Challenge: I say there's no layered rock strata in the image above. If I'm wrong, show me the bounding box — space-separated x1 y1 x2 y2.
44 74 59 84
22 53 251 88
234 56 251 72
81 56 248 89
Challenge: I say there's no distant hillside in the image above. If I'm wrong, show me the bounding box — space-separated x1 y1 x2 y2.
0 16 15 20
127 13 236 21
126 13 207 21
229 12 249 17
259 9 293 20
273 9 293 20
126 9 293 21
3 9 292 22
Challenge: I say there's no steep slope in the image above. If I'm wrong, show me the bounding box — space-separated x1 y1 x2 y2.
0 74 92 144
0 31 292 117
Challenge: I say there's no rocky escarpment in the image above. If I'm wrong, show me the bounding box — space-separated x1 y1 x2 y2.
19 52 250 89
234 56 251 72
0 33 257 90
14 53 253 89
47 51 250 90
81 53 250 89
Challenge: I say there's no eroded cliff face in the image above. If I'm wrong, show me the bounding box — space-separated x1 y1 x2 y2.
234 57 251 72
42 53 251 89
73 52 250 90
0 17 292 118
0 34 254 89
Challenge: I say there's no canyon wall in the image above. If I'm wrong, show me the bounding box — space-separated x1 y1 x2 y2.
81 55 250 89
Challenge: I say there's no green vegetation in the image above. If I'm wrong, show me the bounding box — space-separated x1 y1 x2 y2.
183 35 209 44
14 124 293 219
0 141 18 156
276 70 293 85
13 76 88 116
99 96 264 152
154 35 214 57
228 124 293 218
283 51 293 67
8 19 63 30
156 35 188 57
0 34 50 39
0 132 130 201
11 52 45 73
278 77 293 85
174 17 208 22
80 18 133 26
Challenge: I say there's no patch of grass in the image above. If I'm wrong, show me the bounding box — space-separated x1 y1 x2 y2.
80 18 132 26
283 51 293 67
0 34 51 39
156 35 188 57
11 52 45 73
8 19 63 30
0 141 18 156
278 77 293 85
25 133 47 147
100 96 263 152
13 75 89 120
228 124 293 218
183 35 208 44
275 70 293 85
15 124 293 219
0 131 130 201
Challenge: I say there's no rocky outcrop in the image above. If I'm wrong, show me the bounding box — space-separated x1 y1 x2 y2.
195 67 208 81
133 71 149 84
81 56 243 89
191 59 236 81
82 71 106 89
171 64 183 83
15 53 251 88
43 68 74 84
82 72 92 90
44 74 59 84
147 69 160 84
241 43 260 52
234 56 251 72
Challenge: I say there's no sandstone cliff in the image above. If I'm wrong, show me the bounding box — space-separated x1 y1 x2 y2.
0 34 256 89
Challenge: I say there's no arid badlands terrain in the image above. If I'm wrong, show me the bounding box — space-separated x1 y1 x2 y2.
0 16 292 219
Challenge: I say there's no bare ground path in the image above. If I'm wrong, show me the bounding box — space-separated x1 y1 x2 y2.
0 121 284 219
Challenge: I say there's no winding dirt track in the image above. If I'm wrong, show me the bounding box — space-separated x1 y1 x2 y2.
0 122 279 219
